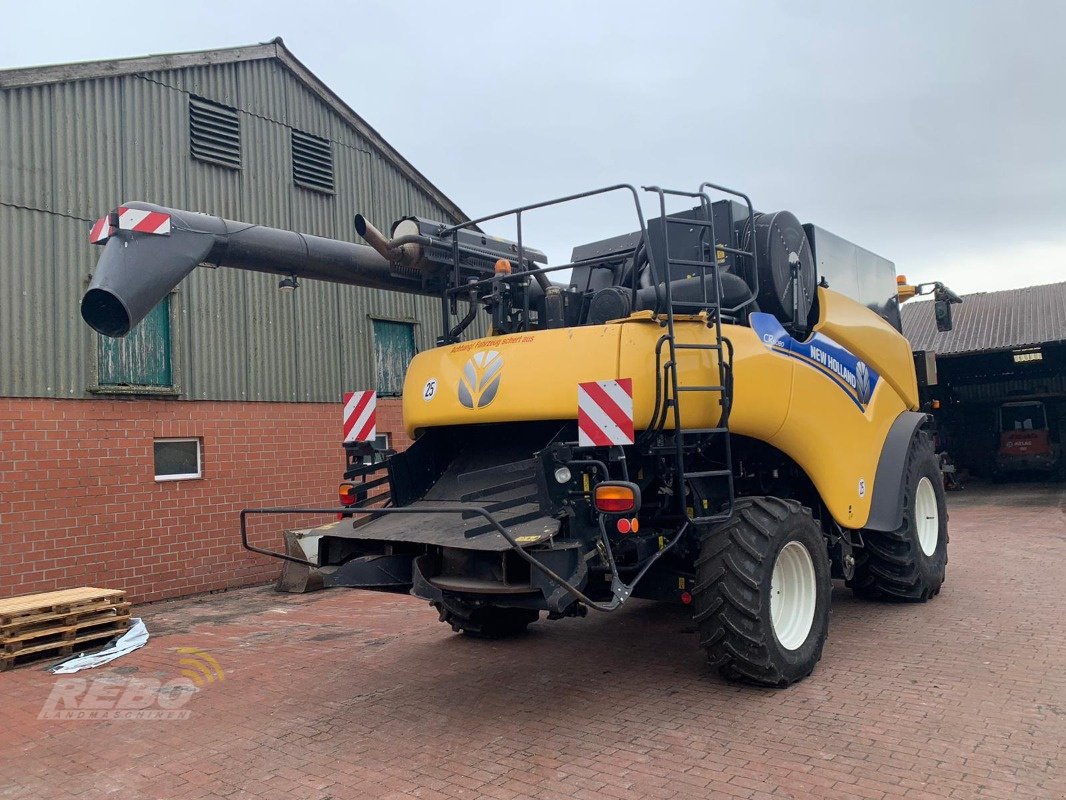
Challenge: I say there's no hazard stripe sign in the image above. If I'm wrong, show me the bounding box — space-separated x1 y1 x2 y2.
88 216 113 245
578 378 634 447
117 206 172 235
343 390 377 444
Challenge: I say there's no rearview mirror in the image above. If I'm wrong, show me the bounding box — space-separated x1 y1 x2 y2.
934 298 954 332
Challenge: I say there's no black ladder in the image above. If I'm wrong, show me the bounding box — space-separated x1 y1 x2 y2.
643 185 756 525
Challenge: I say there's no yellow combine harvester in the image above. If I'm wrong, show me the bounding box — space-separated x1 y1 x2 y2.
81 182 953 686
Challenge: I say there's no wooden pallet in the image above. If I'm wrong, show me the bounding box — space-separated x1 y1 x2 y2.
0 626 130 671
0 600 132 636
0 588 131 671
0 587 126 625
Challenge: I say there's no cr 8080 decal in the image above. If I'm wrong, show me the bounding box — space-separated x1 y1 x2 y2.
750 312 879 410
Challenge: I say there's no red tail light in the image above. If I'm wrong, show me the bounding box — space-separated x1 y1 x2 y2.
338 483 359 506
593 481 642 515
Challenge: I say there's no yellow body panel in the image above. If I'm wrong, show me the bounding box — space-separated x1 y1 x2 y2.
767 341 906 529
814 287 919 411
404 326 624 428
402 287 919 530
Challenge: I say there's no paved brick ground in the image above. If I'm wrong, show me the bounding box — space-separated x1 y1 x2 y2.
1 483 1063 799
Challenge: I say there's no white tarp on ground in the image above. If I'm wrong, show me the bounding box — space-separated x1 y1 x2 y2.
49 618 149 673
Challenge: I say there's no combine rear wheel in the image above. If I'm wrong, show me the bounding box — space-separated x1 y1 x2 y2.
434 603 539 639
849 432 948 601
693 497 831 687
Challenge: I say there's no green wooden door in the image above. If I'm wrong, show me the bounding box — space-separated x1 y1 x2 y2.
98 297 173 387
372 319 415 396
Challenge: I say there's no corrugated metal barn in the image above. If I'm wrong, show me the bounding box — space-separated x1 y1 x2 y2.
0 37 466 401
0 40 473 602
901 281 1066 480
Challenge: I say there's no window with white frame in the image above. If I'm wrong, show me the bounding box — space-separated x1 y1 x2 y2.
154 438 202 481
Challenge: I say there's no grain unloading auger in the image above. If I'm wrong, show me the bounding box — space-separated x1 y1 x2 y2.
83 184 952 686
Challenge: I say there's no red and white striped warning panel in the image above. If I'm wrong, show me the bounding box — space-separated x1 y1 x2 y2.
578 378 634 447
342 391 377 444
88 216 113 245
117 206 172 235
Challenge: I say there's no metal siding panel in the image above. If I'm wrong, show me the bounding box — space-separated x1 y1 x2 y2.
173 72 246 400
407 186 449 223
121 74 187 208
239 113 290 227
240 113 297 401
238 59 288 122
172 63 240 108
330 113 370 152
245 271 298 401
412 295 442 352
288 115 342 402
338 286 375 392
0 84 54 210
54 216 95 397
289 176 342 403
51 79 124 220
0 206 55 396
179 268 245 400
334 145 378 392
290 186 334 237
281 69 333 137
181 113 245 400
332 143 368 242
371 156 413 235
294 281 342 402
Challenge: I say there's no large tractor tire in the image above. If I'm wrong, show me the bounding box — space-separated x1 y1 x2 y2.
434 603 539 639
849 432 948 601
693 497 832 687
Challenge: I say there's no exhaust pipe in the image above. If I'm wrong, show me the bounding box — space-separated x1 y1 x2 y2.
354 214 425 269
353 214 393 261
82 202 421 338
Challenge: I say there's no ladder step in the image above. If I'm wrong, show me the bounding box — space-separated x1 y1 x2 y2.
673 342 722 350
671 301 721 310
668 258 716 269
716 244 754 257
665 217 716 229
677 385 725 392
685 469 733 478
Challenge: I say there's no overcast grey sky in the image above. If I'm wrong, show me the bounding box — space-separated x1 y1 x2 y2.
2 0 1063 294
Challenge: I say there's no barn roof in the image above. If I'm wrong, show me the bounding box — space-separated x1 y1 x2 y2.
0 38 468 225
901 281 1066 356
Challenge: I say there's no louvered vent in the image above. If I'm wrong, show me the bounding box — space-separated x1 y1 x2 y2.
291 129 334 194
189 95 241 170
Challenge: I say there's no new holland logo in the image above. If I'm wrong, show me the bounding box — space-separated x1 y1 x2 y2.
855 361 872 405
458 350 503 409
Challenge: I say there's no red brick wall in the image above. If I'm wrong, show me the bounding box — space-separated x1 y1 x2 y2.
0 397 408 603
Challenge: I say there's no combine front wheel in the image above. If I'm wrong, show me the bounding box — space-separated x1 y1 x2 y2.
693 497 831 687
849 432 948 601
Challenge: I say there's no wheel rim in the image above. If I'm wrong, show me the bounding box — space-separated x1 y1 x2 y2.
770 540 817 651
915 476 939 556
